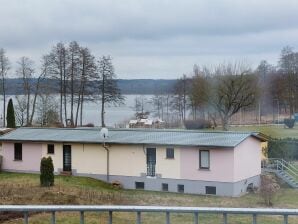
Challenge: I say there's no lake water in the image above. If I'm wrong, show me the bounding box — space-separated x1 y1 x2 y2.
0 95 154 127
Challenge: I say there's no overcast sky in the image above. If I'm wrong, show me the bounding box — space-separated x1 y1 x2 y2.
1 0 298 79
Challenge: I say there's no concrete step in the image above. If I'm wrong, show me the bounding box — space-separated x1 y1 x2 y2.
60 171 72 176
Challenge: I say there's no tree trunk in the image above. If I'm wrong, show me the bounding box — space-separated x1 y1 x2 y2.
80 93 84 126
101 73 106 127
2 77 5 127
221 116 229 131
29 76 42 125
101 97 105 127
60 75 63 124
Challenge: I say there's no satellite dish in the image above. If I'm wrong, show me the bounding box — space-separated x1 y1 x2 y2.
100 127 109 139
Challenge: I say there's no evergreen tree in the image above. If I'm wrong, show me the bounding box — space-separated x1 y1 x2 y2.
6 98 16 128
40 157 54 187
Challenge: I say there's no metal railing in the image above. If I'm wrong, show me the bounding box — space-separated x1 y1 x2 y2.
0 205 298 224
147 163 156 177
263 158 298 180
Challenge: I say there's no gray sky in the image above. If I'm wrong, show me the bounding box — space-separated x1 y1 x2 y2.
1 0 298 79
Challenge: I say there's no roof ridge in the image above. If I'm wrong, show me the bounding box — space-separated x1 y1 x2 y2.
17 127 258 134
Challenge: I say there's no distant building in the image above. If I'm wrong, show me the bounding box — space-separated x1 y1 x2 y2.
0 128 267 196
129 118 165 128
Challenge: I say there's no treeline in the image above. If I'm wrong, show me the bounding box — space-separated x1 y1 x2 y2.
152 46 298 130
1 43 297 129
1 78 176 95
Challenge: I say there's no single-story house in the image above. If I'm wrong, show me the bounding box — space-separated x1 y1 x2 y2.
0 128 267 196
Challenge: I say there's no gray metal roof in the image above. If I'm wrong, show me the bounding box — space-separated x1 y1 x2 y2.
0 128 265 148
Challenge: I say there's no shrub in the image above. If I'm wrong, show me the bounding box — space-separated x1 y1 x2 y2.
184 119 211 129
40 157 54 187
284 118 295 128
111 180 123 189
259 174 280 206
83 123 95 127
268 138 298 160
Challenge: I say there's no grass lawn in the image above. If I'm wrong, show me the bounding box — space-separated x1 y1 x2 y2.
222 124 298 139
0 172 297 224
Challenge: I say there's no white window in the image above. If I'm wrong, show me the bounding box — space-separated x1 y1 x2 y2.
200 150 210 169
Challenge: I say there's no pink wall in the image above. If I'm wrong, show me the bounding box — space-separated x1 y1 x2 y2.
180 147 235 182
2 142 42 172
234 137 261 181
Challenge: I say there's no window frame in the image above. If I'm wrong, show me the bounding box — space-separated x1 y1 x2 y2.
199 150 210 169
14 143 22 161
162 183 169 191
166 148 175 159
135 182 145 190
47 144 55 154
205 186 216 195
177 184 184 193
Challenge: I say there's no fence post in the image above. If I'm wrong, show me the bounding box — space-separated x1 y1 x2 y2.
252 214 257 224
194 212 199 224
24 212 29 224
108 211 113 224
136 211 141 224
51 211 56 224
166 211 170 224
80 211 84 224
284 214 288 224
223 213 227 224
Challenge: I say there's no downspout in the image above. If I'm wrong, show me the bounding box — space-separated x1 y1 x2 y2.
103 143 110 182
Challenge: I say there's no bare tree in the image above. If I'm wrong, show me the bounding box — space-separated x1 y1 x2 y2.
211 63 258 130
15 95 27 126
189 67 210 120
46 42 68 125
172 74 189 121
97 56 124 127
75 47 96 127
36 93 59 126
15 56 48 126
16 57 35 126
0 49 10 127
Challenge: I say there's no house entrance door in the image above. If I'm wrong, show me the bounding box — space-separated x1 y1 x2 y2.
146 148 156 177
63 145 72 171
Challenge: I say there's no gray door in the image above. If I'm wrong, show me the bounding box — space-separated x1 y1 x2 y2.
146 148 156 176
63 145 72 171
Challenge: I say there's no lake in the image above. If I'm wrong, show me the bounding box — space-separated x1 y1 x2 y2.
0 95 154 127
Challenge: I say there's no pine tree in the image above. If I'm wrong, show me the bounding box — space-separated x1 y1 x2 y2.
6 98 16 128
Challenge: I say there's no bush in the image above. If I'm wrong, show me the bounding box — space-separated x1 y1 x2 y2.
83 123 95 127
284 118 295 128
40 157 54 187
259 174 280 206
268 138 298 160
184 119 211 129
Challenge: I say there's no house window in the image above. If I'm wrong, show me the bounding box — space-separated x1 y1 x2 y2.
162 183 168 191
205 186 216 195
177 184 184 193
166 148 174 159
135 182 145 190
14 143 22 161
199 150 210 169
47 144 55 154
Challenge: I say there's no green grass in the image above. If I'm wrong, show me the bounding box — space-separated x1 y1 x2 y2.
222 124 298 139
0 172 298 223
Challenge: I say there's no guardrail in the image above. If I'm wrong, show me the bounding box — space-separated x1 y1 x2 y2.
0 205 298 224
